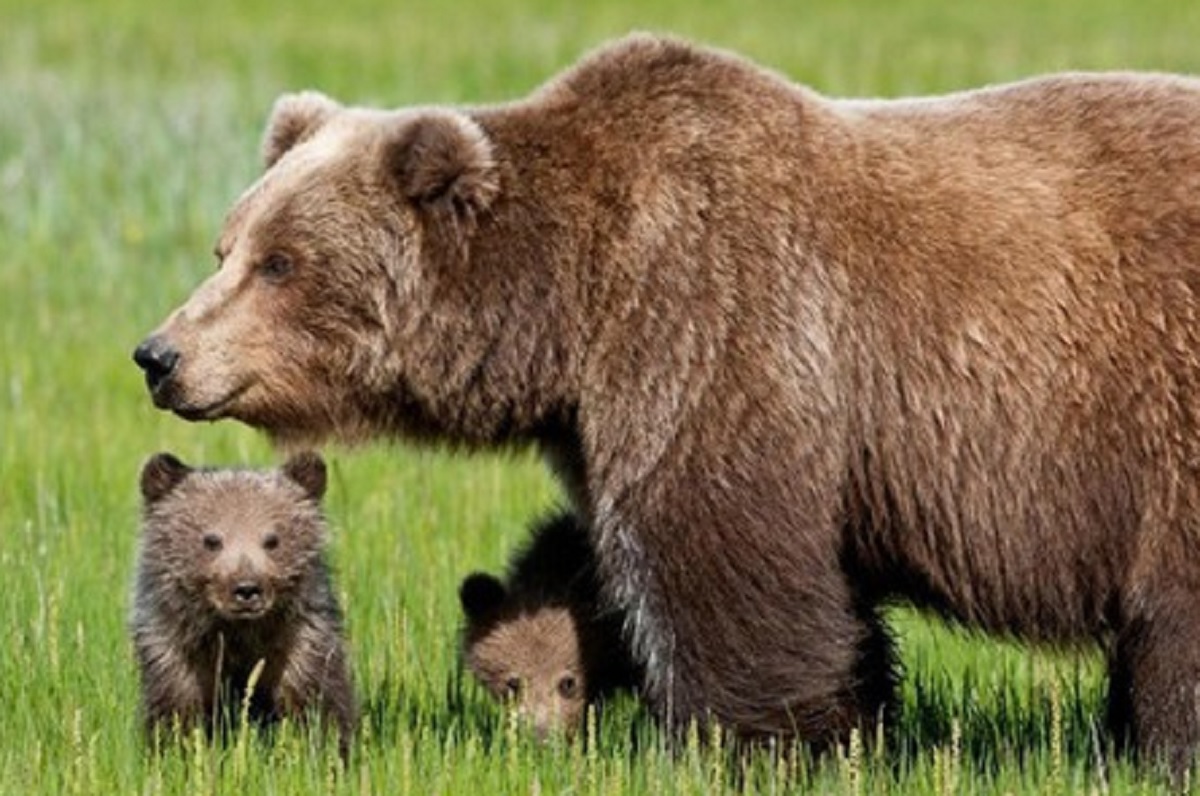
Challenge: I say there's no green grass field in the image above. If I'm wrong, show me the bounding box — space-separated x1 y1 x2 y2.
4 0 1200 792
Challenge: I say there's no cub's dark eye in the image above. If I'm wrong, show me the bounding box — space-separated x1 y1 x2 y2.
504 677 522 698
202 533 222 552
557 675 579 699
262 532 280 551
258 253 293 281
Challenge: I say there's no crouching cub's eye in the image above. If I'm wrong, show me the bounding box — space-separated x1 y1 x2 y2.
262 532 280 551
257 252 293 282
202 533 223 552
557 674 580 700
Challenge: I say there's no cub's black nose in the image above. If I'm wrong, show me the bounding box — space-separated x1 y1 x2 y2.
232 581 263 603
132 336 179 392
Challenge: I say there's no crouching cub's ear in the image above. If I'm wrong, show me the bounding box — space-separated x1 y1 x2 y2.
385 111 500 231
459 573 509 625
262 91 341 168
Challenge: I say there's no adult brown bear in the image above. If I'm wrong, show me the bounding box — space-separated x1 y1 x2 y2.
134 34 1200 770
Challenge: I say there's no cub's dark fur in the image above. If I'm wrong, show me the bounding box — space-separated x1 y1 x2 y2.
461 512 640 738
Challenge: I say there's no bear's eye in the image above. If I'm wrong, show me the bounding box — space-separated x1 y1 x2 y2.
557 675 579 700
202 533 222 552
504 677 522 698
258 253 293 282
262 532 280 551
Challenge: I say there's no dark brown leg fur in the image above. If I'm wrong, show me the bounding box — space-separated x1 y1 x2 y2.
598 484 897 751
655 580 896 750
1109 585 1200 777
276 633 357 761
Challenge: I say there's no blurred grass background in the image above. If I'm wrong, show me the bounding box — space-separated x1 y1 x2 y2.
3 0 1199 792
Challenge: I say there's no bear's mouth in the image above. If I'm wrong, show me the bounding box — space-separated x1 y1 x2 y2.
221 606 270 621
214 599 274 622
170 383 254 422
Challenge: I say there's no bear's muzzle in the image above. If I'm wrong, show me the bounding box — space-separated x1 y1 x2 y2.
132 335 180 402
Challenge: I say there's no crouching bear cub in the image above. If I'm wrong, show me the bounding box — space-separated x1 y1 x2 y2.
460 512 641 740
134 33 1200 772
131 452 356 754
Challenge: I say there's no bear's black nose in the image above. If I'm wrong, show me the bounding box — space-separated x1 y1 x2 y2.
132 336 179 392
232 581 263 603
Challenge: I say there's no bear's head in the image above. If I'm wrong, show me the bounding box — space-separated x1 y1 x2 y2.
459 572 590 740
131 92 569 447
137 451 329 621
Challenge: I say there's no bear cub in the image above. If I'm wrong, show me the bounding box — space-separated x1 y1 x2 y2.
460 512 641 740
130 451 356 753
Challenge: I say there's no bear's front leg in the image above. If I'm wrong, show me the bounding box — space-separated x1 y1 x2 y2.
1109 582 1200 777
133 633 208 743
593 485 896 748
276 623 357 756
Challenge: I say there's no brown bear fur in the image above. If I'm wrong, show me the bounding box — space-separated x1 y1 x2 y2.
131 451 356 753
135 34 1200 770
459 512 641 739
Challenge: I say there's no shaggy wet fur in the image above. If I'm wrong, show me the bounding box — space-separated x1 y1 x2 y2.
131 452 356 753
460 512 641 739
135 35 1200 772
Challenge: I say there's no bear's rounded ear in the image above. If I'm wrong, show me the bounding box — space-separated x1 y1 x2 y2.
262 91 340 169
385 111 500 225
281 451 327 501
460 573 508 623
140 452 191 503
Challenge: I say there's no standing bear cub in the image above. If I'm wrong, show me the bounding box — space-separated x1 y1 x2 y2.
135 33 1200 771
131 451 356 753
460 512 641 740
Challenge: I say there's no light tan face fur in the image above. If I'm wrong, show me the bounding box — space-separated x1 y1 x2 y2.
140 110 407 442
145 469 325 622
188 490 288 621
467 608 588 740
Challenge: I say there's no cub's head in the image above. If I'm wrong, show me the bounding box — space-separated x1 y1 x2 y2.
132 92 503 445
459 573 589 741
137 451 329 621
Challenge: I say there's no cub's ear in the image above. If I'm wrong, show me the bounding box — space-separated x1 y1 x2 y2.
385 111 499 224
262 91 340 169
281 451 327 501
460 573 508 624
140 452 191 503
